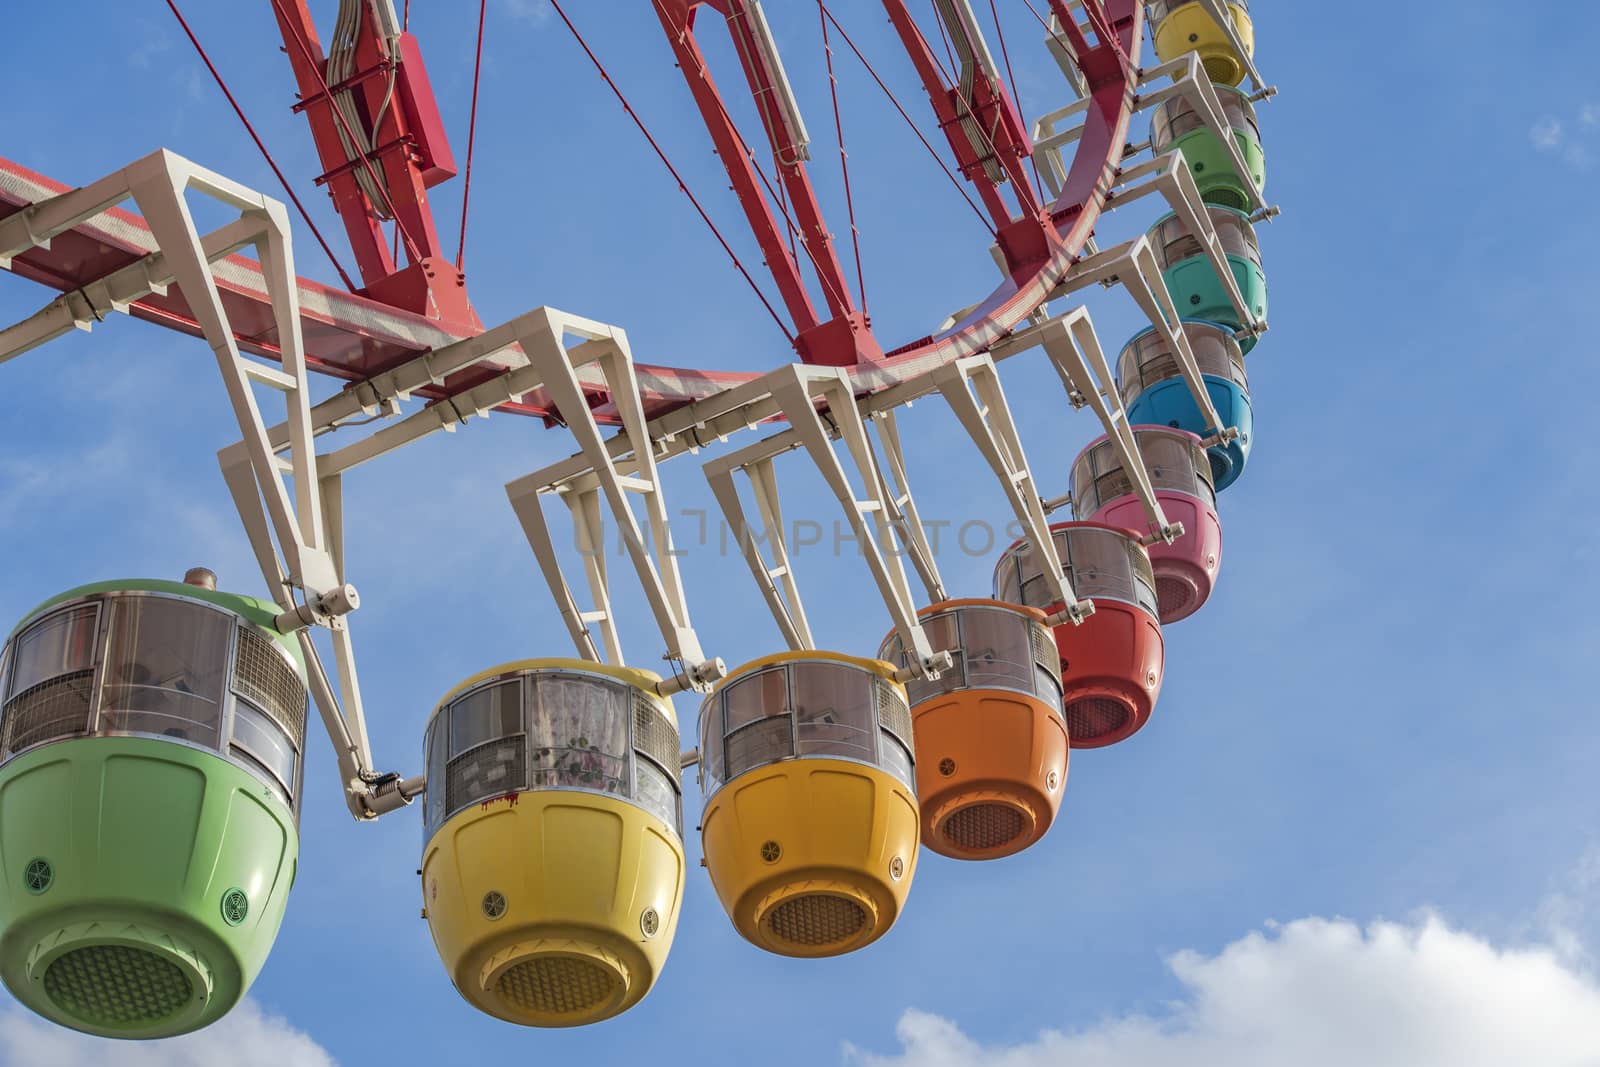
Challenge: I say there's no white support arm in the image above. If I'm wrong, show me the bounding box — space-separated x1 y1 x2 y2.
931 356 1093 621
704 447 816 653
1040 236 1239 450
868 411 947 605
1041 9 1089 101
1031 310 1182 547
0 150 412 820
1134 53 1269 213
502 310 723 694
1192 0 1268 91
700 366 949 681
1104 148 1268 342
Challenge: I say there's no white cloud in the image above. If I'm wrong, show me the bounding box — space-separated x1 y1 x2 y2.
0 998 336 1067
1531 117 1564 150
500 0 551 26
1532 844 1600 967
844 914 1600 1067
1530 111 1598 168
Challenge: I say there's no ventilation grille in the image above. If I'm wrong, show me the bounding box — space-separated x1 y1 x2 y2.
495 957 616 1017
1204 187 1250 212
1065 697 1131 744
2 670 94 755
446 737 526 814
875 682 913 749
1156 575 1198 620
232 628 307 744
1202 55 1240 84
942 802 1028 854
43 945 193 1028
632 693 679 776
764 893 867 949
1207 450 1233 486
1030 625 1061 682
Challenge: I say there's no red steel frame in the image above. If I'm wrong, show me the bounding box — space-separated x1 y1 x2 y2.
879 0 1053 276
269 0 478 329
0 0 1139 422
653 0 879 367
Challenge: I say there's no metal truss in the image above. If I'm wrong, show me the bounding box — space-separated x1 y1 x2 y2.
861 355 1093 623
263 304 729 686
701 366 949 681
501 313 723 697
1041 233 1243 455
0 149 402 820
1036 53 1269 217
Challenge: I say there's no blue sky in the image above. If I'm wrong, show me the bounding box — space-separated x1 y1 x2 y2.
4 2 1600 1064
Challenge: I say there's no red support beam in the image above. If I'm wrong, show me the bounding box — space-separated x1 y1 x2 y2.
653 0 880 366
879 0 1053 275
269 0 477 329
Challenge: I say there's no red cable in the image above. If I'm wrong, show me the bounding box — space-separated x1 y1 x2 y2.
920 1 1032 218
547 0 795 343
818 4 994 235
988 0 1048 206
686 0 854 318
268 0 425 266
819 5 867 316
457 0 487 272
164 0 358 290
1020 0 1089 99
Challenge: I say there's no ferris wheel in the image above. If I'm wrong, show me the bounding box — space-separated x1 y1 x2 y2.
0 0 1275 1039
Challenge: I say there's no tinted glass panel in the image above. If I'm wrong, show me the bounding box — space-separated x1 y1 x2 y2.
793 662 876 763
232 700 297 796
725 669 788 730
1152 89 1258 146
100 598 230 748
449 680 521 757
893 615 963 706
879 731 914 791
725 716 794 777
1035 665 1064 713
1128 542 1161 617
527 674 627 796
1211 210 1260 263
6 606 98 699
1138 431 1208 497
1060 527 1138 605
2 607 99 756
993 555 1025 603
1191 325 1249 389
425 710 449 834
961 610 1036 693
1001 541 1074 613
634 759 680 831
1150 0 1247 23
1117 326 1246 406
699 696 726 789
447 737 525 813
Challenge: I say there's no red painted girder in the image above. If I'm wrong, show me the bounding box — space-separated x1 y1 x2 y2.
879 0 1042 231
653 0 880 367
0 1 1138 433
269 0 477 328
0 156 745 425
